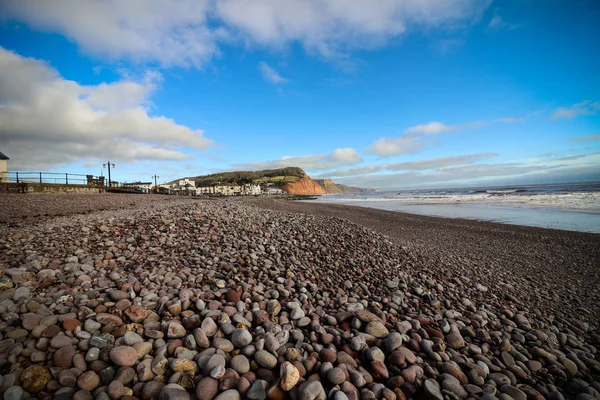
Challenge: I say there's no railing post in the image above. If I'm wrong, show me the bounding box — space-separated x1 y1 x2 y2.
40 172 42 184
66 173 68 184
16 172 19 183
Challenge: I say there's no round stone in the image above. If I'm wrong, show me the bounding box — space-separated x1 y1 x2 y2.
365 322 388 338
77 371 100 391
109 346 138 367
231 329 253 348
298 380 325 400
280 361 300 391
255 350 278 369
327 367 346 385
196 377 219 400
142 381 166 400
423 379 443 400
123 331 144 346
215 389 241 400
231 355 250 374
159 383 191 400
54 345 76 369
20 365 52 393
4 386 24 400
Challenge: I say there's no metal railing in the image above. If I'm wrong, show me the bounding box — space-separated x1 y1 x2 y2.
1 171 106 186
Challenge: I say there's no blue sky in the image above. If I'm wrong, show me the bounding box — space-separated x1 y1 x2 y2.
0 0 599 189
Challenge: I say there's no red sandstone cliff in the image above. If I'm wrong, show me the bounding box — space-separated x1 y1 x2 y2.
281 177 327 195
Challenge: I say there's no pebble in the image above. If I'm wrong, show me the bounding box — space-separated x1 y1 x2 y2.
255 350 278 368
4 386 24 400
281 361 300 391
54 345 76 369
77 371 100 391
231 328 253 348
109 346 138 367
299 380 326 400
247 380 267 400
231 354 250 374
327 367 346 384
20 365 51 393
196 377 219 400
424 379 444 400
215 389 241 400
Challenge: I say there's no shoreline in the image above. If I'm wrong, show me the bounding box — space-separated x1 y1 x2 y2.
307 197 600 234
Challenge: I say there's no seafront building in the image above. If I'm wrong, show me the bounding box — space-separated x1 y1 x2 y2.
158 179 284 196
0 151 9 183
122 181 154 193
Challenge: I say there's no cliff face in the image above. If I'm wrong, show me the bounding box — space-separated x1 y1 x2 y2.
281 176 327 195
315 179 342 194
336 184 363 194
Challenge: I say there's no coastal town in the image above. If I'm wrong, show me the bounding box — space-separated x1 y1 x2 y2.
125 179 283 196
0 153 363 196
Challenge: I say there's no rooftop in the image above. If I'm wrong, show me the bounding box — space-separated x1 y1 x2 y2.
0 151 9 160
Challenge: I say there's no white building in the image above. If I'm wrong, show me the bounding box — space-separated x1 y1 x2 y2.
267 188 284 195
0 151 9 183
178 179 196 188
242 184 262 195
123 181 154 193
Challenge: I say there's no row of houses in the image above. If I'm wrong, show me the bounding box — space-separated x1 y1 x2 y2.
125 178 285 196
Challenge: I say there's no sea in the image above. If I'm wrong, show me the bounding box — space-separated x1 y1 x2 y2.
309 181 600 233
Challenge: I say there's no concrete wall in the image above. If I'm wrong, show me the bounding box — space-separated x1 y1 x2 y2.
0 182 105 194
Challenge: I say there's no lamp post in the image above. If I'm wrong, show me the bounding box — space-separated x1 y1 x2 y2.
152 175 159 193
103 161 115 187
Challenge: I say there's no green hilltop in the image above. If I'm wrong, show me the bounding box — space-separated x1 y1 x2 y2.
190 167 306 186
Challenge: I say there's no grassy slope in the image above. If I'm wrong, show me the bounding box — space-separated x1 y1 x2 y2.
190 167 306 186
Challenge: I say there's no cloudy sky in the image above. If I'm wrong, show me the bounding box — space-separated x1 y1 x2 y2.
0 0 599 189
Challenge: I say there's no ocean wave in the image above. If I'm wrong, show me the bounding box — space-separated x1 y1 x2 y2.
315 191 600 211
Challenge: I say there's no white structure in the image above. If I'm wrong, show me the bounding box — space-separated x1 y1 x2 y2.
215 185 242 196
0 151 8 183
178 179 196 187
195 183 262 196
267 188 284 195
123 181 154 193
196 186 213 195
242 184 262 195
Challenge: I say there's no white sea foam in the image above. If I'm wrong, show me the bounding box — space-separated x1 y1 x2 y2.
317 192 600 211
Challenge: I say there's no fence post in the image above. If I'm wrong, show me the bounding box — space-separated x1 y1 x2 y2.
66 173 68 184
40 172 43 184
16 172 19 183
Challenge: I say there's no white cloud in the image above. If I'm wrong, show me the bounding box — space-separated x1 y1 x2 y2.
405 121 456 135
488 15 503 29
258 62 288 83
334 154 600 190
329 148 362 164
320 153 498 177
487 10 521 31
369 117 521 157
406 120 486 135
367 136 427 157
553 101 600 119
493 117 524 123
1 0 216 68
234 147 362 171
1 0 491 66
0 47 214 170
569 133 600 142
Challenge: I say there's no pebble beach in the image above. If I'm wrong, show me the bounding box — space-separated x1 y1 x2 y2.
0 193 599 400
